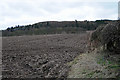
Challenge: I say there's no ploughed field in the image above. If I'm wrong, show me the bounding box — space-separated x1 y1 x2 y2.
2 33 88 78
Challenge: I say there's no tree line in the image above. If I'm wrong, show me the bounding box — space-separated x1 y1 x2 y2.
2 20 115 36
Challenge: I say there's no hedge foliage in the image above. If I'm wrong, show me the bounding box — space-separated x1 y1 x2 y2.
90 21 120 53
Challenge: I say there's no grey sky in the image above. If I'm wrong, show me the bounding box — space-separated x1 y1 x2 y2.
0 0 119 30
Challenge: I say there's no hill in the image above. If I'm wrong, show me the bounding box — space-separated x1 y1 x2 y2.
2 20 115 36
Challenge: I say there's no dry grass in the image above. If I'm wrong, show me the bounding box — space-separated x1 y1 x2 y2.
67 49 120 78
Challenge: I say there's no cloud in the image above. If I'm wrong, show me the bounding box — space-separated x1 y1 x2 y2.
0 0 118 30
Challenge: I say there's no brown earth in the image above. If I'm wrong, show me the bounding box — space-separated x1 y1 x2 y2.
2 33 88 78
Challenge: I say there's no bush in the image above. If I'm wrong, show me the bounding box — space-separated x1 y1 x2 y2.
90 21 120 53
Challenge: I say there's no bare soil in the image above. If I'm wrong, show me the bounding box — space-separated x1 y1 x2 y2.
2 33 88 78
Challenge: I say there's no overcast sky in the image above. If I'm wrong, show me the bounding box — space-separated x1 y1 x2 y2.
0 0 119 30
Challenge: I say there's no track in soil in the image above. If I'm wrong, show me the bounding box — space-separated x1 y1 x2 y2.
2 33 88 78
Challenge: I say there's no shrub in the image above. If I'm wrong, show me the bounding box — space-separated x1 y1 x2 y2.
90 21 120 53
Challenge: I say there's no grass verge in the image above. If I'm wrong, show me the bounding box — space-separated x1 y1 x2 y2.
67 49 120 78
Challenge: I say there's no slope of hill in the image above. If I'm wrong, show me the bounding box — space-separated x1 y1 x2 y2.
2 20 115 37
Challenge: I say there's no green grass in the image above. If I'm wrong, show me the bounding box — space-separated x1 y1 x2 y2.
107 64 120 69
86 71 95 78
97 58 106 65
97 53 120 70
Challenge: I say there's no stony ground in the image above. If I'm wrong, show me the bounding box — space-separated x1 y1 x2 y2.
2 33 88 78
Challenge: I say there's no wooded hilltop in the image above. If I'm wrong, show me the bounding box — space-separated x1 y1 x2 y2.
2 20 116 36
